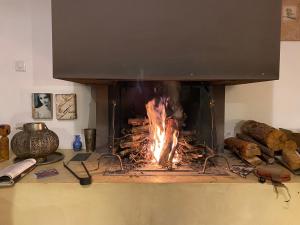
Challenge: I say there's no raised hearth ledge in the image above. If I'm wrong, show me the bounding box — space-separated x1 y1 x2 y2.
1 149 300 184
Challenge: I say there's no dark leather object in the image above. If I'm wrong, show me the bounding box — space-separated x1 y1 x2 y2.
255 167 291 183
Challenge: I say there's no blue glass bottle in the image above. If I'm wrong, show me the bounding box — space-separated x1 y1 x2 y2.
73 135 82 151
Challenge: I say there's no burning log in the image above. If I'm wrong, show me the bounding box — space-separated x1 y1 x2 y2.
158 119 179 167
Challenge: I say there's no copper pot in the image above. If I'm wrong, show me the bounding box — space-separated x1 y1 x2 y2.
11 122 59 161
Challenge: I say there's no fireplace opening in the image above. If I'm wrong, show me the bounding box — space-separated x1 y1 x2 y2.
98 81 228 175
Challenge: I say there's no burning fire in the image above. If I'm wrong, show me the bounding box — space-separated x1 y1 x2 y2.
146 98 179 165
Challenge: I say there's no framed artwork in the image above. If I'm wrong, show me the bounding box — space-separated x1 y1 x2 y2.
55 94 77 120
32 93 53 119
281 0 300 41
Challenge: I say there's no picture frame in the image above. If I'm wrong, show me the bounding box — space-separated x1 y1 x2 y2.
281 0 300 41
32 93 53 119
55 94 77 120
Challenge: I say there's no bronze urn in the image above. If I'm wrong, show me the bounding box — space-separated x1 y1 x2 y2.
11 123 59 161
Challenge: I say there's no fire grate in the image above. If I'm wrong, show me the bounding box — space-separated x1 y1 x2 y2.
102 163 230 177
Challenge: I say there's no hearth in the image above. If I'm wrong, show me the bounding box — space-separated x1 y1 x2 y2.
92 81 227 176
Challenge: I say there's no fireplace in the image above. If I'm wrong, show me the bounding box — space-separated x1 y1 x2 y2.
51 0 282 176
92 81 227 175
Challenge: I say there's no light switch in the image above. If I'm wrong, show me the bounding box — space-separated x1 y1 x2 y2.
15 60 26 72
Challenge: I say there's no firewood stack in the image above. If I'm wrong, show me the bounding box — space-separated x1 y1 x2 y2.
225 120 300 170
118 118 205 168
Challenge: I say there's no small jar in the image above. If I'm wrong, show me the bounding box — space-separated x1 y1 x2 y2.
73 135 82 151
0 124 11 161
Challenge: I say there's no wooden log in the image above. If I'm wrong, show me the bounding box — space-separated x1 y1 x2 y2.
244 156 263 166
180 130 196 137
224 137 261 158
259 153 275 164
131 125 149 134
241 120 288 151
283 140 298 152
120 141 141 149
119 148 137 157
282 150 300 170
128 118 148 126
280 128 300 147
237 133 274 157
158 119 178 167
130 133 147 142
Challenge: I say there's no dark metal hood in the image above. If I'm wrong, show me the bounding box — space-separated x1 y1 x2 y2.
51 0 282 85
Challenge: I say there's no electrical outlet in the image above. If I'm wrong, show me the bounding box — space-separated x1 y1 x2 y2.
15 60 26 72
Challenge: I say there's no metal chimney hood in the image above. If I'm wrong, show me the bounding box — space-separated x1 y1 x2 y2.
51 0 282 85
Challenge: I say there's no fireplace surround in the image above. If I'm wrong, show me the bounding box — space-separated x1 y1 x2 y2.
51 0 282 175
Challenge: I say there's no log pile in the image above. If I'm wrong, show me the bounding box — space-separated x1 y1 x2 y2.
118 118 205 168
226 120 300 170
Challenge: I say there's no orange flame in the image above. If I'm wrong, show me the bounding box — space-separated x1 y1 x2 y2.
146 98 179 164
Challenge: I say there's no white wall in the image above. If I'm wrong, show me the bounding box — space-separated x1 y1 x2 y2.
0 0 95 149
225 42 300 136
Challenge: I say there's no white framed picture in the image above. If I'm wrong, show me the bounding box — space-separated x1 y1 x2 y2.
32 93 53 119
55 94 77 120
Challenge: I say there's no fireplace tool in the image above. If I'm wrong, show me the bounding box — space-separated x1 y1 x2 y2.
95 100 124 174
198 87 231 174
199 146 231 174
63 161 92 185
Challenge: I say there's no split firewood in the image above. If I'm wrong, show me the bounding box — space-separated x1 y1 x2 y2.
243 156 263 166
259 153 275 164
237 133 274 157
178 140 194 150
120 141 141 149
283 140 298 152
119 148 137 157
131 125 149 134
224 137 261 158
183 147 205 154
280 128 300 147
180 130 196 137
131 133 148 142
183 153 203 161
158 119 179 167
282 150 300 170
241 120 288 152
128 118 148 126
